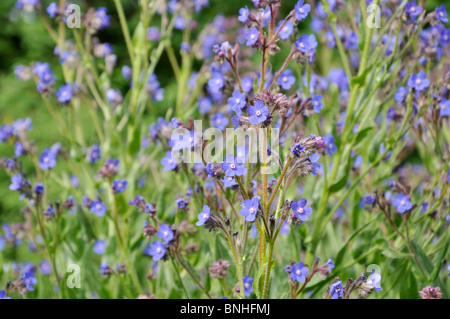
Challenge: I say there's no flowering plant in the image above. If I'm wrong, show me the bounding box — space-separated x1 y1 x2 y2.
0 0 449 300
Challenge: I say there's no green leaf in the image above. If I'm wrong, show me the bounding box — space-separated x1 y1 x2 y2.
429 236 449 282
353 126 374 146
253 260 275 299
335 216 379 266
128 126 141 155
328 149 352 193
411 240 448 298
410 240 433 278
253 262 267 299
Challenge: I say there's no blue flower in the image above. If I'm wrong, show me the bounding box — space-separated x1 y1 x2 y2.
88 143 101 164
290 262 308 282
208 72 225 93
176 197 188 209
324 134 337 156
392 193 412 213
238 6 249 22
122 65 132 81
436 5 448 23
9 173 24 191
21 264 37 291
277 20 294 40
311 94 323 113
327 258 335 271
291 199 313 221
144 241 166 262
294 0 311 21
240 197 260 222
228 91 246 115
90 200 107 217
46 2 58 18
291 142 305 156
329 280 343 299
405 1 423 18
34 183 44 194
369 269 382 292
112 180 128 194
106 89 123 106
56 84 73 103
14 142 24 157
407 72 429 91
221 176 238 188
196 205 211 226
221 154 246 177
93 240 106 255
245 27 259 46
40 260 52 275
161 151 177 171
39 148 57 170
157 224 174 244
247 100 269 125
211 112 229 131
277 69 295 90
439 99 450 117
295 34 318 53
395 86 408 104
147 26 161 41
0 290 11 299
241 77 253 93
198 97 212 114
243 276 254 296
44 204 54 216
96 7 111 30
364 194 375 205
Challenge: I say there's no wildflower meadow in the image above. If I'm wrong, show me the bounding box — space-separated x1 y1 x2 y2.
0 0 449 302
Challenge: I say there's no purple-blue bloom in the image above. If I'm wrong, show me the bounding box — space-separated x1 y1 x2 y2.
290 262 308 282
240 197 260 222
277 69 295 90
395 86 408 104
405 1 423 18
329 280 343 299
221 154 246 177
291 198 313 221
407 72 429 91
93 240 106 255
90 200 107 217
196 205 211 226
324 134 337 156
311 94 323 113
439 99 450 117
392 193 412 213
277 20 294 40
436 5 448 23
245 27 259 46
157 224 174 244
238 6 249 23
247 100 269 125
161 151 177 171
243 276 254 297
294 0 311 21
211 112 229 131
112 180 128 194
228 91 247 115
295 34 318 53
144 240 166 262
39 148 57 170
